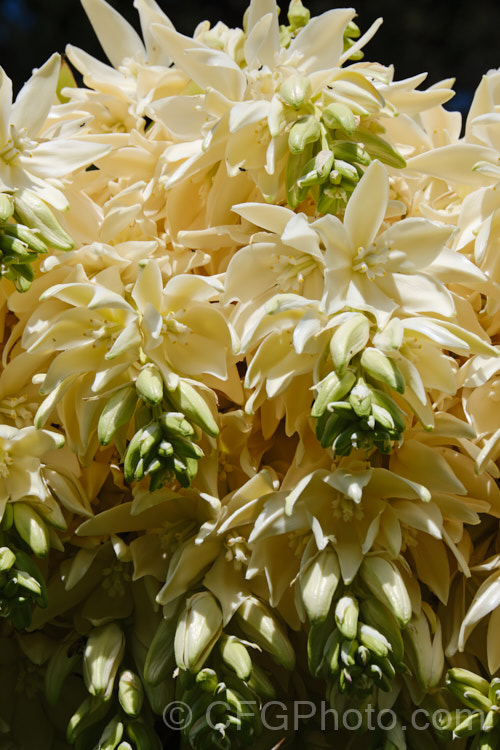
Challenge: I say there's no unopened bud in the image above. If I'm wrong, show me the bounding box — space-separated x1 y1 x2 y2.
118 670 144 717
83 623 125 700
288 115 321 154
280 74 312 110
287 0 311 28
236 597 295 670
322 103 357 134
175 592 223 673
300 548 341 624
335 595 359 639
135 364 164 406
219 635 252 680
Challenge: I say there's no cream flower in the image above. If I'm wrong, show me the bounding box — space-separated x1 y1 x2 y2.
0 54 110 208
0 425 64 518
150 0 404 214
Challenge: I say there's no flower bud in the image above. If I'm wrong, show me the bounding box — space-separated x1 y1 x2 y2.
235 597 295 670
98 717 124 750
359 557 412 627
280 74 312 110
0 547 16 572
300 548 341 624
330 314 370 374
13 189 74 251
135 364 164 406
288 116 321 155
219 635 252 680
357 623 391 658
196 667 219 694
83 623 125 700
360 348 405 393
287 0 310 29
118 670 144 717
322 103 357 134
166 381 219 437
175 592 223 673
13 502 50 558
144 616 177 686
335 595 359 640
98 385 138 446
0 193 14 222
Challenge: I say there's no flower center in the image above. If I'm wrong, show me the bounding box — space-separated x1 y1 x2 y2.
0 445 13 478
0 396 36 428
160 520 197 557
331 494 364 522
224 534 250 570
352 245 389 281
101 562 131 597
274 254 318 293
0 125 36 164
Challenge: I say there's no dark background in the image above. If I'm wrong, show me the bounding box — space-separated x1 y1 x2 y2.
1 0 499 115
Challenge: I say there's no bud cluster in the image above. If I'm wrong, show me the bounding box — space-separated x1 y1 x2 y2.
442 668 500 744
313 316 407 456
47 622 160 750
308 591 406 705
0 533 47 629
0 189 73 291
282 80 405 212
98 364 219 490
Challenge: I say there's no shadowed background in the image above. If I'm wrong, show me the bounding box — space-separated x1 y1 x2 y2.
1 0 499 115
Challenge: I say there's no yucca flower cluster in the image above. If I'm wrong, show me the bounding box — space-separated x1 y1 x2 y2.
2 0 500 748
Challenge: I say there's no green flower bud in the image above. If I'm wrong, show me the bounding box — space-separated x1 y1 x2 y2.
166 381 219 437
144 616 177 686
297 150 335 188
0 547 16 572
322 103 357 134
83 623 125 700
13 503 50 558
330 314 370 374
0 193 14 222
288 115 321 154
98 717 124 750
360 348 405 393
135 364 164 406
235 597 295 670
280 74 312 110
335 596 359 640
159 412 195 438
349 379 372 417
13 189 74 251
287 0 310 29
300 548 341 624
359 557 412 627
98 385 138 446
247 663 276 699
196 667 219 694
175 592 223 673
1 224 48 255
118 670 144 717
219 635 252 680
357 623 391 658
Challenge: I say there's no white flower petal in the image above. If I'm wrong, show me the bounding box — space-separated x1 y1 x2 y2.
151 24 245 101
344 160 389 251
81 0 146 67
244 12 280 68
26 140 111 178
11 53 60 137
288 8 355 73
0 68 13 144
